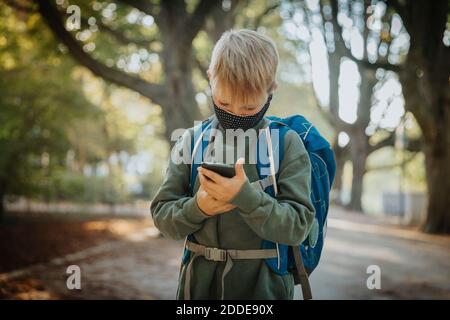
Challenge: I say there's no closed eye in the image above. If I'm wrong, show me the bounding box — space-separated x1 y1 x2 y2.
218 100 228 107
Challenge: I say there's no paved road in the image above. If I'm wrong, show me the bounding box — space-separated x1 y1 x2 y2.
4 208 449 299
309 212 450 299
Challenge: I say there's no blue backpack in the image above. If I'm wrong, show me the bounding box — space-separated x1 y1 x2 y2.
183 114 336 299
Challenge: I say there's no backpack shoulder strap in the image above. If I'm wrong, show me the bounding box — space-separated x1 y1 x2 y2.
189 116 216 196
252 118 290 197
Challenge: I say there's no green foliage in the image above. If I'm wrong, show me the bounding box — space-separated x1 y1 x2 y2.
0 4 142 205
39 170 129 204
0 5 93 197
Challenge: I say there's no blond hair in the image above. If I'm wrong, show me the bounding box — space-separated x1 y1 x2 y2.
208 29 279 104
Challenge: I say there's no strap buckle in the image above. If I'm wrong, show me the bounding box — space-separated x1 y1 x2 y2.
204 247 227 261
251 175 275 192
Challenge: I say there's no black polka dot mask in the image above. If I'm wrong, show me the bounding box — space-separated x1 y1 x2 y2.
212 94 273 131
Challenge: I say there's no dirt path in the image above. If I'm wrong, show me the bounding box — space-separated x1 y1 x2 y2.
1 208 449 299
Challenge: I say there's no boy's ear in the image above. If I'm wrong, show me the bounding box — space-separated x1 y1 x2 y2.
270 81 278 93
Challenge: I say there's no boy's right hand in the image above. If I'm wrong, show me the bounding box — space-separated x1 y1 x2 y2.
196 184 236 216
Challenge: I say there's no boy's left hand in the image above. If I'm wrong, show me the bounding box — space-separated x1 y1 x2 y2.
198 158 247 203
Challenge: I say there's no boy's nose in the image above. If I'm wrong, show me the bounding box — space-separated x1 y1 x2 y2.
228 106 242 115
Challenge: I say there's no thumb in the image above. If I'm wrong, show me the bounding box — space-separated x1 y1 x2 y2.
235 157 246 178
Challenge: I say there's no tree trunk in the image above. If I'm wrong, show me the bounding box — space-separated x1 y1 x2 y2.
347 129 368 212
347 67 376 213
160 65 203 142
327 46 346 206
331 136 348 206
401 61 450 233
382 0 450 233
396 0 450 233
159 3 204 143
205 2 237 43
422 107 450 233
0 186 5 222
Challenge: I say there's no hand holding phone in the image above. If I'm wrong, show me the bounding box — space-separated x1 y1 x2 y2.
195 184 237 216
197 158 246 205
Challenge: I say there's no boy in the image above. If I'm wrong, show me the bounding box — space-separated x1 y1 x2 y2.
150 29 315 300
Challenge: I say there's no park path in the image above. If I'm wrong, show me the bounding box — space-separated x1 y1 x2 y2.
2 207 449 299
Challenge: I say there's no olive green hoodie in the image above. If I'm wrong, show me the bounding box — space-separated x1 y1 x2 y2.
150 117 315 299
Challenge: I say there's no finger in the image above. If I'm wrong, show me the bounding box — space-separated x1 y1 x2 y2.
224 202 236 209
209 194 218 201
220 205 233 212
198 171 206 185
200 174 222 198
199 171 214 187
197 189 208 198
219 204 236 213
199 172 213 190
198 167 226 184
235 157 246 179
206 188 223 201
199 171 224 194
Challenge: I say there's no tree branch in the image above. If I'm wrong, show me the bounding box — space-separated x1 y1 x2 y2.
366 151 419 172
76 14 159 47
117 0 157 16
117 0 164 27
310 86 353 132
369 130 396 153
330 0 402 73
7 1 157 47
194 56 209 81
184 0 222 44
5 0 36 13
252 3 281 29
369 131 423 153
385 0 411 32
205 0 241 43
37 0 164 105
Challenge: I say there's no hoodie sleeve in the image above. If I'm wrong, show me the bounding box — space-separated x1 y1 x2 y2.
230 130 316 246
150 129 211 240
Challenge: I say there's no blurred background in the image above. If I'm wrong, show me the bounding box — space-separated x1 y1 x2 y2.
0 0 449 299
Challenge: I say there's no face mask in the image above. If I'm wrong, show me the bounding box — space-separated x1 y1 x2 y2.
212 93 273 131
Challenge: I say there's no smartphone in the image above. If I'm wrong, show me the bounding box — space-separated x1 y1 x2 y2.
201 162 236 178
